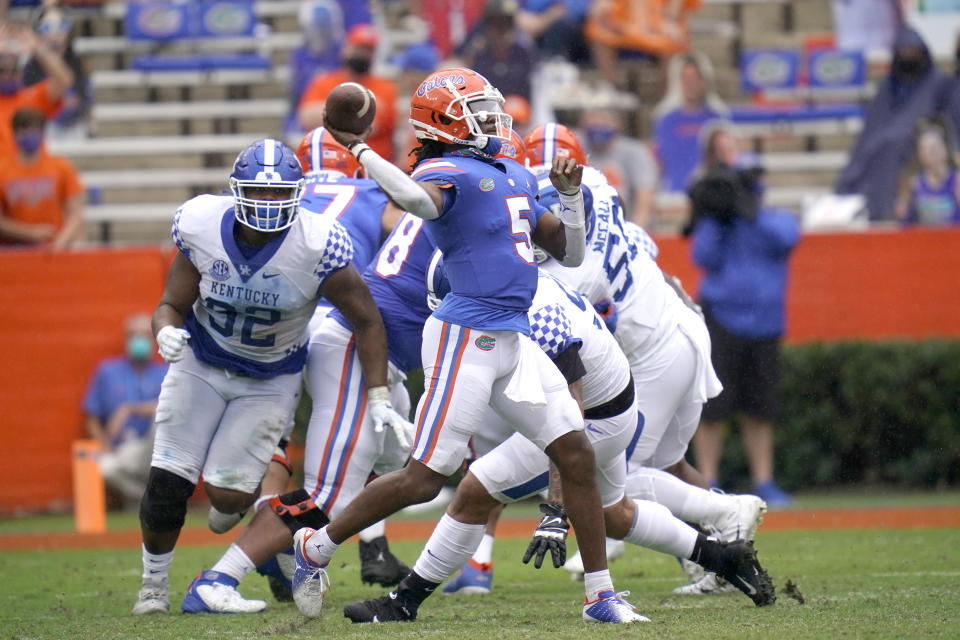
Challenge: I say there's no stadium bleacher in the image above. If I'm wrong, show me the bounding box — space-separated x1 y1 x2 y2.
22 0 876 242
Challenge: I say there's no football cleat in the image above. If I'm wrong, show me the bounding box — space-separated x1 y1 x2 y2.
132 576 169 615
563 537 626 581
441 559 493 595
582 590 650 623
713 540 776 607
359 536 411 587
181 570 266 614
292 528 331 618
207 506 247 534
255 547 295 602
711 494 767 543
343 592 417 623
672 571 739 596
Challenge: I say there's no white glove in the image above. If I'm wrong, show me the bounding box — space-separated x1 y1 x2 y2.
156 325 191 363
368 385 415 452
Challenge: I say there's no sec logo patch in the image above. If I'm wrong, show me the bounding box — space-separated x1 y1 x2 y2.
475 335 496 351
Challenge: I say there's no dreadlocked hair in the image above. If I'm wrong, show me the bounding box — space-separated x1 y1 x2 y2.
410 140 451 168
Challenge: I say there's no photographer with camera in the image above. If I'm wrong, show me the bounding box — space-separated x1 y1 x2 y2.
684 123 800 508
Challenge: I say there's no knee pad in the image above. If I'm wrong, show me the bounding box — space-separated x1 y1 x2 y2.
139 467 195 532
269 489 330 535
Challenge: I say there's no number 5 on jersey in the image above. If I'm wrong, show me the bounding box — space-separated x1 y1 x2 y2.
507 196 535 264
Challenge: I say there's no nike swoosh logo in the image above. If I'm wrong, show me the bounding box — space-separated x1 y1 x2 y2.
735 575 757 596
263 272 281 279
542 517 563 527
586 424 602 434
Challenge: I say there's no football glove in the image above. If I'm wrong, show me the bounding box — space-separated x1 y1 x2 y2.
522 502 569 569
368 386 416 452
593 298 618 333
156 325 191 363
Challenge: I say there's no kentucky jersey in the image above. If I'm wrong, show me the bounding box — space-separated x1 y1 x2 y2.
331 211 438 372
539 169 675 358
412 154 547 333
172 194 354 378
300 173 387 271
530 270 630 409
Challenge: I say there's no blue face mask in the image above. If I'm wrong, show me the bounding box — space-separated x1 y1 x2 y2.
15 131 43 155
126 335 153 362
585 126 616 149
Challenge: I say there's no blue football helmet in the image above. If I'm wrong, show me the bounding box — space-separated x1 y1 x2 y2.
229 138 305 232
532 175 595 264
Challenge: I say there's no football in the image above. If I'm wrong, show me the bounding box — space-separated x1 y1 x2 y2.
324 82 377 135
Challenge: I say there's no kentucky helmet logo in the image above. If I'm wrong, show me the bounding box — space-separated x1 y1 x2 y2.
209 259 231 281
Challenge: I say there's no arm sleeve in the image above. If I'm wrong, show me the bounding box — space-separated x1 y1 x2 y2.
690 216 726 271
529 303 583 360
358 147 441 219
551 343 587 385
755 209 800 257
314 220 355 285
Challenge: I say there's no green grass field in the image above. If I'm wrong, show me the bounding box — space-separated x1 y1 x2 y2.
3 516 959 640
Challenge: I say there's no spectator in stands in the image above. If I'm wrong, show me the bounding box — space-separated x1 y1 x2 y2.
685 129 799 508
458 0 537 102
897 117 960 226
288 0 345 125
298 23 398 162
652 51 728 192
0 20 72 152
23 7 85 137
84 313 168 509
835 27 954 221
390 41 439 169
585 0 702 89
515 0 591 64
0 107 84 248
579 106 658 226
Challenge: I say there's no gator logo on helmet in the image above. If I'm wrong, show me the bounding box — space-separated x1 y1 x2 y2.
416 73 466 97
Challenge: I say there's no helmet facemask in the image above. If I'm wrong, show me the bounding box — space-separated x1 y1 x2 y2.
230 173 305 232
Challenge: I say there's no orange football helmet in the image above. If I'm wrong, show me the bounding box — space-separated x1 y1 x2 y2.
496 129 527 163
409 66 512 148
523 123 587 169
296 126 362 178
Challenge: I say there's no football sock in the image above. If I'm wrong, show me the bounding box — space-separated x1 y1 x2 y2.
583 569 614 602
471 534 495 566
623 499 698 558
141 545 173 583
628 467 728 524
358 519 386 543
411 513 486 584
303 526 339 567
211 543 256 583
395 571 440 610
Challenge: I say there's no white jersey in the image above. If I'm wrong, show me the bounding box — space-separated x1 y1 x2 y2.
172 194 354 378
529 270 631 408
540 170 677 359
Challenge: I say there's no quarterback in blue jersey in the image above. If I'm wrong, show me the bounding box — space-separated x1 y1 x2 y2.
292 67 644 625
176 209 442 613
133 138 408 617
296 126 390 271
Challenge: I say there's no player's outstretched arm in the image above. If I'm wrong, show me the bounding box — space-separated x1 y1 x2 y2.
321 264 389 390
152 252 200 362
323 120 444 220
532 157 586 267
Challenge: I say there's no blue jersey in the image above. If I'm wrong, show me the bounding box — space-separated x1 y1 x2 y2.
300 173 387 271
411 154 547 333
331 212 438 372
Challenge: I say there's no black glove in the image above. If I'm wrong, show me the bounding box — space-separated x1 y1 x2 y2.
522 503 569 569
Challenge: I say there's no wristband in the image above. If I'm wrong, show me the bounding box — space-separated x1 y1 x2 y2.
367 385 389 405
